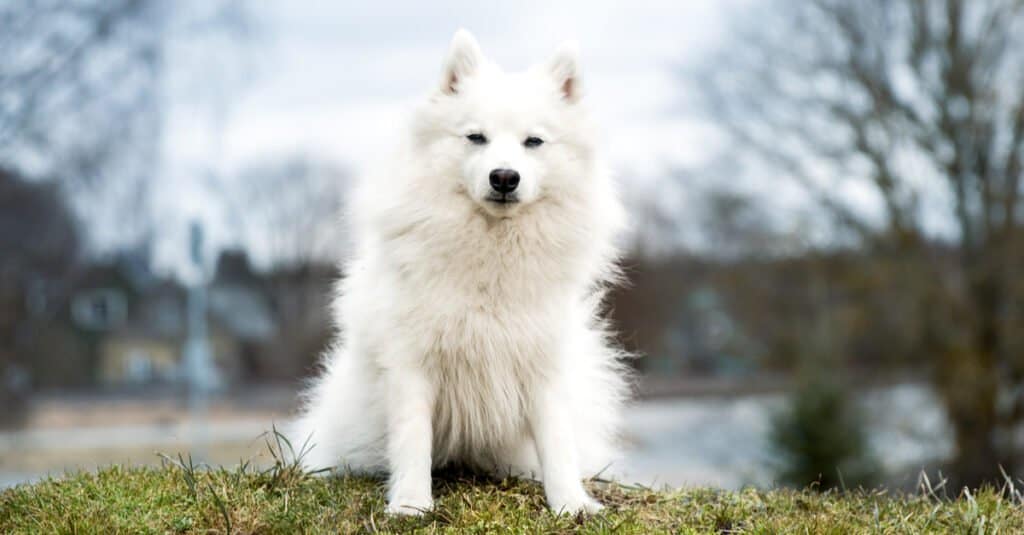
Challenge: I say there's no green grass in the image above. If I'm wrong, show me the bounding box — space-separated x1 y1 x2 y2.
3 435 1024 533
3 469 1024 534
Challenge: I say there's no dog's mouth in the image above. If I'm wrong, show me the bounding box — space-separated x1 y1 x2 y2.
485 193 520 205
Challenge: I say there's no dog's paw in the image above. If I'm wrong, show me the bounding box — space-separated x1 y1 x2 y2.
385 495 434 516
548 493 604 515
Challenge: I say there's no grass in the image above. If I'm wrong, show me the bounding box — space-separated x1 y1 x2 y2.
3 434 1024 533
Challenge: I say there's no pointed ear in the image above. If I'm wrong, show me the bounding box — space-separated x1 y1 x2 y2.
441 29 483 95
547 41 582 102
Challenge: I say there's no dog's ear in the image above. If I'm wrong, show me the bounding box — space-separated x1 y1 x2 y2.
547 41 582 103
441 29 483 95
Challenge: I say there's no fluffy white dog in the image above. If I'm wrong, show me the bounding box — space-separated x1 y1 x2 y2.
290 29 630 516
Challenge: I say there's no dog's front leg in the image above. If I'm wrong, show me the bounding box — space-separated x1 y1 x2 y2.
384 367 435 515
530 380 603 515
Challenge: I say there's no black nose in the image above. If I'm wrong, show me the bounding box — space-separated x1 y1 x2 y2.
489 168 520 194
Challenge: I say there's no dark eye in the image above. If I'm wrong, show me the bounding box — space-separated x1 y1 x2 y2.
466 133 487 145
524 136 544 148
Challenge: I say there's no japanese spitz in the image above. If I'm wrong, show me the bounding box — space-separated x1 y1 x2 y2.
290 29 630 515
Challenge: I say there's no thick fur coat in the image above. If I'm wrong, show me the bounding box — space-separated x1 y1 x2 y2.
290 29 631 515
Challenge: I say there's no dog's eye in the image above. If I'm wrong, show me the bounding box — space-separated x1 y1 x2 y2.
466 133 488 145
523 136 544 148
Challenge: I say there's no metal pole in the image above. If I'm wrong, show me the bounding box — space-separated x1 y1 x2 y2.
184 221 217 460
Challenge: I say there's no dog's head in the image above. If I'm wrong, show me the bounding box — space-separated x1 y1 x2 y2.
413 29 595 218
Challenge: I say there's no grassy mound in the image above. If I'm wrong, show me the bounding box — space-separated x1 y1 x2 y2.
4 464 1024 534
3 432 1023 534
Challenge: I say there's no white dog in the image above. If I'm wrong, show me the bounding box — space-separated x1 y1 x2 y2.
290 29 630 516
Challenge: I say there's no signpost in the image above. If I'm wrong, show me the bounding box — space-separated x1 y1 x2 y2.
183 221 219 460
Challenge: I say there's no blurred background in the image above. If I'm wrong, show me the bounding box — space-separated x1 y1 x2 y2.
2 0 1023 493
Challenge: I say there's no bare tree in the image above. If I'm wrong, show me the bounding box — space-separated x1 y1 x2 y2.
0 1 165 232
0 0 252 251
207 156 348 381
224 156 350 269
700 0 1024 485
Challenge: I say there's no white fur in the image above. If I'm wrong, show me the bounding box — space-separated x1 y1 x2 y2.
289 29 631 516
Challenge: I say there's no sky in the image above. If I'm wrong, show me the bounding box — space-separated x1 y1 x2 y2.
152 1 742 277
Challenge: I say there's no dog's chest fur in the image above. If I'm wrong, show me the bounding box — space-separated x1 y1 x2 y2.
427 313 552 466
383 207 579 464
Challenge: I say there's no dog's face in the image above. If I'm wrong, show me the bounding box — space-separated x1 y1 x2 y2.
413 30 593 218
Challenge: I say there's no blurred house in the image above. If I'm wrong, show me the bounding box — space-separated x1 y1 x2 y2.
5 230 331 401
83 251 279 386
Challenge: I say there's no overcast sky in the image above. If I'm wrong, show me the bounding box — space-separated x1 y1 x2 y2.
152 1 747 276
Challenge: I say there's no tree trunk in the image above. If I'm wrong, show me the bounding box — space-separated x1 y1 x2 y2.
942 271 1010 488
947 368 1002 488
